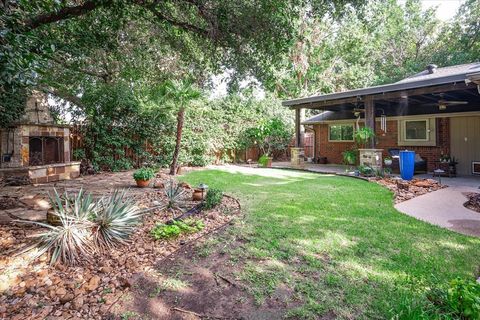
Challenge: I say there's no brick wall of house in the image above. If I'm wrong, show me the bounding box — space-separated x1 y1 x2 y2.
314 117 450 171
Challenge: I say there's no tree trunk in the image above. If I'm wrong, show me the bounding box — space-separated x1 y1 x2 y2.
170 107 185 175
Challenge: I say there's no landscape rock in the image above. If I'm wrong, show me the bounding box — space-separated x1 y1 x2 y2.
374 178 445 203
85 276 101 292
0 170 241 319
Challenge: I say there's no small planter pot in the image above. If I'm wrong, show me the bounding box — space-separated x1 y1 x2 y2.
192 188 206 201
265 157 273 168
384 159 392 166
135 179 151 188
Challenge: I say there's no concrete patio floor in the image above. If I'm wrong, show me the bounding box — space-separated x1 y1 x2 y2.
395 175 480 237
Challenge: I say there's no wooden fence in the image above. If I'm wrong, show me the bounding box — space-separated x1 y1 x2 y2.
70 126 308 166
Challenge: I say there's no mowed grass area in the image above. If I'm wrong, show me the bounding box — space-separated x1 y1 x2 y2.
182 168 480 319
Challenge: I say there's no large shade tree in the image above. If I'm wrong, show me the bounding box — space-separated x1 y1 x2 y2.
0 1 366 112
267 0 442 100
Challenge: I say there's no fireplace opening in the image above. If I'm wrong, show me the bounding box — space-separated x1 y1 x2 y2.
29 136 64 166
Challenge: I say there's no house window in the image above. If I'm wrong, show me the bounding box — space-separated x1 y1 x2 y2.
329 124 354 141
404 120 428 141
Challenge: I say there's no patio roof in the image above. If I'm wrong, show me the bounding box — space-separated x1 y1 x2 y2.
283 62 480 109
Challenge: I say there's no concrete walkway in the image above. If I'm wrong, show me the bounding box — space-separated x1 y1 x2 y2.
395 180 480 237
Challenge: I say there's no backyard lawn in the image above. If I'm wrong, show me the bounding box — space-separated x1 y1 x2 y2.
178 167 480 319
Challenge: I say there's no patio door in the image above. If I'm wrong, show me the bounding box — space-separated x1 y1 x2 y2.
450 116 480 175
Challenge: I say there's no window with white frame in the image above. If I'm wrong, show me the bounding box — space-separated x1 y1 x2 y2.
329 124 354 141
404 119 428 141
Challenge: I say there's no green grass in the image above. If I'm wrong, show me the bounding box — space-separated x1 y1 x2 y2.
181 168 480 319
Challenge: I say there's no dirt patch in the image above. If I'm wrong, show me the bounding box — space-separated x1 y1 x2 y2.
373 178 445 203
463 192 480 214
112 231 300 320
0 172 241 320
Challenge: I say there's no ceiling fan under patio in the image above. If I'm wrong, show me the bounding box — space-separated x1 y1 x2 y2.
424 93 468 110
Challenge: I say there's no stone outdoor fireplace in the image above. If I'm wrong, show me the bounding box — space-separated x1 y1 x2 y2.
0 91 80 184
29 136 65 166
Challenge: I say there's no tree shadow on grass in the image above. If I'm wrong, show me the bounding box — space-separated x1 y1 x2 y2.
179 169 480 317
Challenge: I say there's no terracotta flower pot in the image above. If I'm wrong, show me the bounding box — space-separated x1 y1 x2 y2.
265 157 273 168
192 188 206 201
135 179 151 188
47 209 62 226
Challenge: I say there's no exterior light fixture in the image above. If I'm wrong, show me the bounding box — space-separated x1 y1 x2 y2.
198 183 209 202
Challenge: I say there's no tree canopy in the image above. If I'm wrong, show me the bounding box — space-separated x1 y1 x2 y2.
1 0 479 170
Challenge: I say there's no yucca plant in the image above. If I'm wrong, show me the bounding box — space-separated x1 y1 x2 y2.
18 188 142 265
19 189 97 265
165 180 185 208
91 189 142 250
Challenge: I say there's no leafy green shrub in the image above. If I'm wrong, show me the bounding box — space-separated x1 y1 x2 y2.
133 168 155 181
242 118 292 157
72 148 86 161
428 278 480 319
204 188 223 210
150 219 204 240
111 158 134 172
357 165 373 176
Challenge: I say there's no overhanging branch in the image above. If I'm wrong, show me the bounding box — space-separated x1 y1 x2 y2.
147 6 209 37
23 0 111 31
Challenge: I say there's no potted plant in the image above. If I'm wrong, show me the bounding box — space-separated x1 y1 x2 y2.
133 168 155 187
342 149 357 165
440 154 450 163
354 127 376 149
384 156 392 166
258 154 272 168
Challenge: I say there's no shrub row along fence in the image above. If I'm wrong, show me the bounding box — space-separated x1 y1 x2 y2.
69 127 291 168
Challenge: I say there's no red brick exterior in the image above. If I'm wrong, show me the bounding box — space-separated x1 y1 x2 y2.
313 117 450 172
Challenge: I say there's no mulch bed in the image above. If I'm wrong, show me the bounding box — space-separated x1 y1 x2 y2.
463 193 480 214
372 177 445 203
0 176 241 320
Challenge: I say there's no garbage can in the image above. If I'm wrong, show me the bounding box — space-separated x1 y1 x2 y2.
399 150 415 180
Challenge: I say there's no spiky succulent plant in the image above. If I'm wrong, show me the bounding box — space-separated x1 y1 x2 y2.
92 189 142 250
18 188 142 265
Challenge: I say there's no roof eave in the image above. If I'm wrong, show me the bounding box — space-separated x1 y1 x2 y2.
282 74 468 107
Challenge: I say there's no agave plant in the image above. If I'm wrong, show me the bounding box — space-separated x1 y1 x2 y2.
164 179 185 218
92 189 143 250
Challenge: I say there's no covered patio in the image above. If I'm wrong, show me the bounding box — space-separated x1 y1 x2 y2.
283 63 480 176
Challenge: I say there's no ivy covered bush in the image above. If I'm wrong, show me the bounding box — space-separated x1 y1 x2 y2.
71 89 293 171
